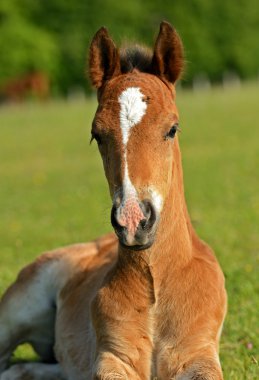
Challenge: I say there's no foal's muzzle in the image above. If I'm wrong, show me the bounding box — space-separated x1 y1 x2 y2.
111 199 158 250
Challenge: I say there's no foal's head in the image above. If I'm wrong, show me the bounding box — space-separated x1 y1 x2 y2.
89 21 184 250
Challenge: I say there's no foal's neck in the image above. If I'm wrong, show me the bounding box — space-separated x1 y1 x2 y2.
119 137 196 271
150 138 195 266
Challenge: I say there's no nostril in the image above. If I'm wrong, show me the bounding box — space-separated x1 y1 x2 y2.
140 218 147 229
144 206 151 221
111 205 124 232
140 200 156 230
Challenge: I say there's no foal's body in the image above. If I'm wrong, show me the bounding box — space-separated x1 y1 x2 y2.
0 22 227 379
0 234 117 379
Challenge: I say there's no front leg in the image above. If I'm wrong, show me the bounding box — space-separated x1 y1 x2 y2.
157 345 223 380
176 357 223 380
92 254 154 380
93 352 143 380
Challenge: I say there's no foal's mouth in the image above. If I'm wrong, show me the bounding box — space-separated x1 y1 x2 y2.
111 202 158 251
118 238 155 251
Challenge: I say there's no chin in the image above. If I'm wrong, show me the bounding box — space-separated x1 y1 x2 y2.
118 237 154 251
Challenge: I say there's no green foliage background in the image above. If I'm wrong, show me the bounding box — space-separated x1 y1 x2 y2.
0 0 259 94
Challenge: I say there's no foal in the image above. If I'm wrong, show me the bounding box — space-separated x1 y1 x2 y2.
0 22 227 380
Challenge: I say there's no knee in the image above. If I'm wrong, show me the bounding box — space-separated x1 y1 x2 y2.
176 358 223 380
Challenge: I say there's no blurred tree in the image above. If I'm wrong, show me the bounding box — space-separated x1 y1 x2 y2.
0 0 258 95
0 0 59 89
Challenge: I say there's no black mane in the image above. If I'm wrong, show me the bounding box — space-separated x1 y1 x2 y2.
120 45 153 74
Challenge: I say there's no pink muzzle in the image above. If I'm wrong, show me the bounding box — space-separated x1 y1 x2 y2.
117 198 145 235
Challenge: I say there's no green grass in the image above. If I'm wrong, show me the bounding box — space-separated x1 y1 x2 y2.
0 83 258 379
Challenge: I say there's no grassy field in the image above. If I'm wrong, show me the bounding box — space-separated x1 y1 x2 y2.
0 82 258 379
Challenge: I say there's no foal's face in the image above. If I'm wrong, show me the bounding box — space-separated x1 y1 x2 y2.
89 21 184 249
92 73 179 249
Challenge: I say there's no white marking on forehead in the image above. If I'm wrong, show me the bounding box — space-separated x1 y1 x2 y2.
118 87 147 200
116 86 163 222
118 87 147 145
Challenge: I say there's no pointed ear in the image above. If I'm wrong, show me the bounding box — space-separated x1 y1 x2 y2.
151 21 184 83
89 27 120 89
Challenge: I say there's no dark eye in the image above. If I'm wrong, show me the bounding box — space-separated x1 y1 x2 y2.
90 131 102 145
165 123 179 140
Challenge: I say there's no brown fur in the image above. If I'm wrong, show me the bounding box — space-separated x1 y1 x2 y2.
0 22 227 380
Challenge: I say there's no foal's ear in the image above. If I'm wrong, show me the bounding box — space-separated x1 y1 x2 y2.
89 27 120 89
151 21 184 83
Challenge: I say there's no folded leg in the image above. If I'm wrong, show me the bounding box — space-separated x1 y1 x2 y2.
0 363 66 380
0 255 59 372
176 356 223 380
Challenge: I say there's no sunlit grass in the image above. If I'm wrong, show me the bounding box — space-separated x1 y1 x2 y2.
0 82 258 378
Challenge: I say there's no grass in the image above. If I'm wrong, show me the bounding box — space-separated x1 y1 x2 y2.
0 82 258 379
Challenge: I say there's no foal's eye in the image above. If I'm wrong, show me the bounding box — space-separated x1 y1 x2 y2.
165 123 179 140
90 132 102 145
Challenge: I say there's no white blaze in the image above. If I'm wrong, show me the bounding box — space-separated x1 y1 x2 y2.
118 87 147 146
117 86 163 214
118 87 147 198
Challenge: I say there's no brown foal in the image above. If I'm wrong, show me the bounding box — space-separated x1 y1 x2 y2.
0 22 227 380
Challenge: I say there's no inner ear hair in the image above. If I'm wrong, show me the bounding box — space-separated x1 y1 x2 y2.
89 27 121 89
151 21 184 83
